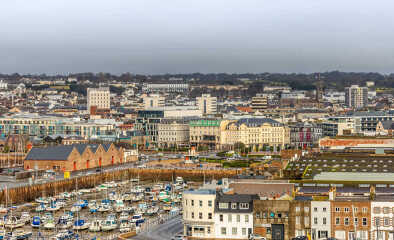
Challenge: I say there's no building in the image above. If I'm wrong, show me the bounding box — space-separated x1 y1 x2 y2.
331 200 370 240
143 94 165 110
371 201 394 240
251 94 268 112
143 83 189 93
87 87 110 113
345 85 368 108
290 122 322 149
311 201 331 240
376 120 394 136
319 137 394 150
214 192 259 239
24 143 124 172
134 110 164 145
253 200 291 240
189 119 226 150
221 118 290 151
291 200 312 238
197 94 217 115
183 189 216 239
158 118 190 148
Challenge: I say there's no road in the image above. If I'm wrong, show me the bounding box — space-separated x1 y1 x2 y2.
132 216 183 240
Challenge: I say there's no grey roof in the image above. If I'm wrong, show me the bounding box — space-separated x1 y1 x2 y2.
25 144 114 161
381 120 394 130
234 118 282 127
215 192 259 213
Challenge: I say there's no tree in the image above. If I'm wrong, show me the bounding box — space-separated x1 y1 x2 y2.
233 142 245 152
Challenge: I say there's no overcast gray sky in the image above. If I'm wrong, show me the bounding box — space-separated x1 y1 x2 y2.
1 0 394 74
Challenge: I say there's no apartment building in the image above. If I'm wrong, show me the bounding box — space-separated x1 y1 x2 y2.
143 83 189 93
291 200 312 238
197 94 217 115
331 200 370 240
371 200 394 240
157 118 190 148
143 94 165 110
251 94 268 112
183 189 216 239
345 85 368 109
290 122 323 149
214 193 259 239
221 118 290 150
311 201 331 240
87 87 110 112
189 119 228 150
134 110 164 144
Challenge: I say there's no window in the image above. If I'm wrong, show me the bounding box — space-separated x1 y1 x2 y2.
335 207 340 212
383 207 390 214
323 217 327 225
199 200 202 207
192 212 194 219
296 207 300 212
185 199 187 206
336 218 340 225
219 214 223 222
199 212 202 219
237 215 240 222
304 207 309 212
384 217 390 226
344 207 349 212
256 212 261 219
305 217 310 225
344 218 349 225
375 217 380 226
362 218 367 226
354 217 358 226
221 227 226 235
362 207 368 213
242 228 246 236
374 207 381 214
314 207 318 212
245 215 249 223
208 200 212 207
314 217 318 224
232 227 237 235
219 202 229 209
191 200 194 206
296 216 300 224
231 203 237 209
240 203 249 209
208 213 212 220
207 227 211 234
228 214 232 222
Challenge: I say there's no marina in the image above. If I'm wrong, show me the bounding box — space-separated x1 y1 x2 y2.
0 176 187 239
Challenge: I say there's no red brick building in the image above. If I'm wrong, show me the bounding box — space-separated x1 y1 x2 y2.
24 143 124 172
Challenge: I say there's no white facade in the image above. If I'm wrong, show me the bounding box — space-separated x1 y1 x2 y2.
371 201 394 240
197 94 217 115
0 80 8 89
143 94 165 109
158 120 190 147
183 190 216 239
87 87 110 111
311 201 331 240
214 212 253 239
143 83 189 93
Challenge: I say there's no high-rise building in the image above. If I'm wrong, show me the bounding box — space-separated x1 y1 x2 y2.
87 87 110 112
197 94 217 115
251 94 268 112
143 94 165 110
345 85 368 108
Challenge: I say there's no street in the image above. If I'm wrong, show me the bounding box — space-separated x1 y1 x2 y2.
132 216 183 240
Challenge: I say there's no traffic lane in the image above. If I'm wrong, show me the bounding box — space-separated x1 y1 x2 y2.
132 216 183 240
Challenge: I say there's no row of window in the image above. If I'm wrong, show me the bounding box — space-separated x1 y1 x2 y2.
218 202 249 210
220 227 252 236
334 207 368 213
335 217 368 226
184 199 213 207
373 207 394 214
219 214 249 223
185 211 212 220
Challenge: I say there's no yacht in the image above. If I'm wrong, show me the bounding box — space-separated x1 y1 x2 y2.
73 219 89 230
101 219 117 231
88 220 102 232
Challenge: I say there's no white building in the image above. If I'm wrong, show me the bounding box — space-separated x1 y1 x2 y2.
0 80 8 89
345 85 368 108
371 201 394 240
158 118 190 148
323 91 345 103
311 201 331 240
183 189 216 239
197 94 217 115
214 193 258 239
143 83 189 93
87 87 110 111
143 94 165 110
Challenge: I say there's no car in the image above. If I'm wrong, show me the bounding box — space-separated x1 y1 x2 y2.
292 236 308 240
249 234 266 240
171 234 185 240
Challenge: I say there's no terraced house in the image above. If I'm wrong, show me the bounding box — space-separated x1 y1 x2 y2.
24 143 124 171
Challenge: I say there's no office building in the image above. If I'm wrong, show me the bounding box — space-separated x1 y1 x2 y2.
197 94 217 115
251 94 268 112
87 87 110 112
345 85 368 108
143 94 165 110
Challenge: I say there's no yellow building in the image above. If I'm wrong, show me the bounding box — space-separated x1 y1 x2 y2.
221 118 290 150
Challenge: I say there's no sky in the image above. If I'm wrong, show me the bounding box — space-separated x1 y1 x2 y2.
1 0 394 75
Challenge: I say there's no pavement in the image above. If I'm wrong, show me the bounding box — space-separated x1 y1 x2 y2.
132 216 183 240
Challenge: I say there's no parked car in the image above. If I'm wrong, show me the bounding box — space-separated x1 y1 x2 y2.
249 234 266 240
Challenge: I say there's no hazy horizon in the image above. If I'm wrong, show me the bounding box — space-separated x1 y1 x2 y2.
2 0 394 75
